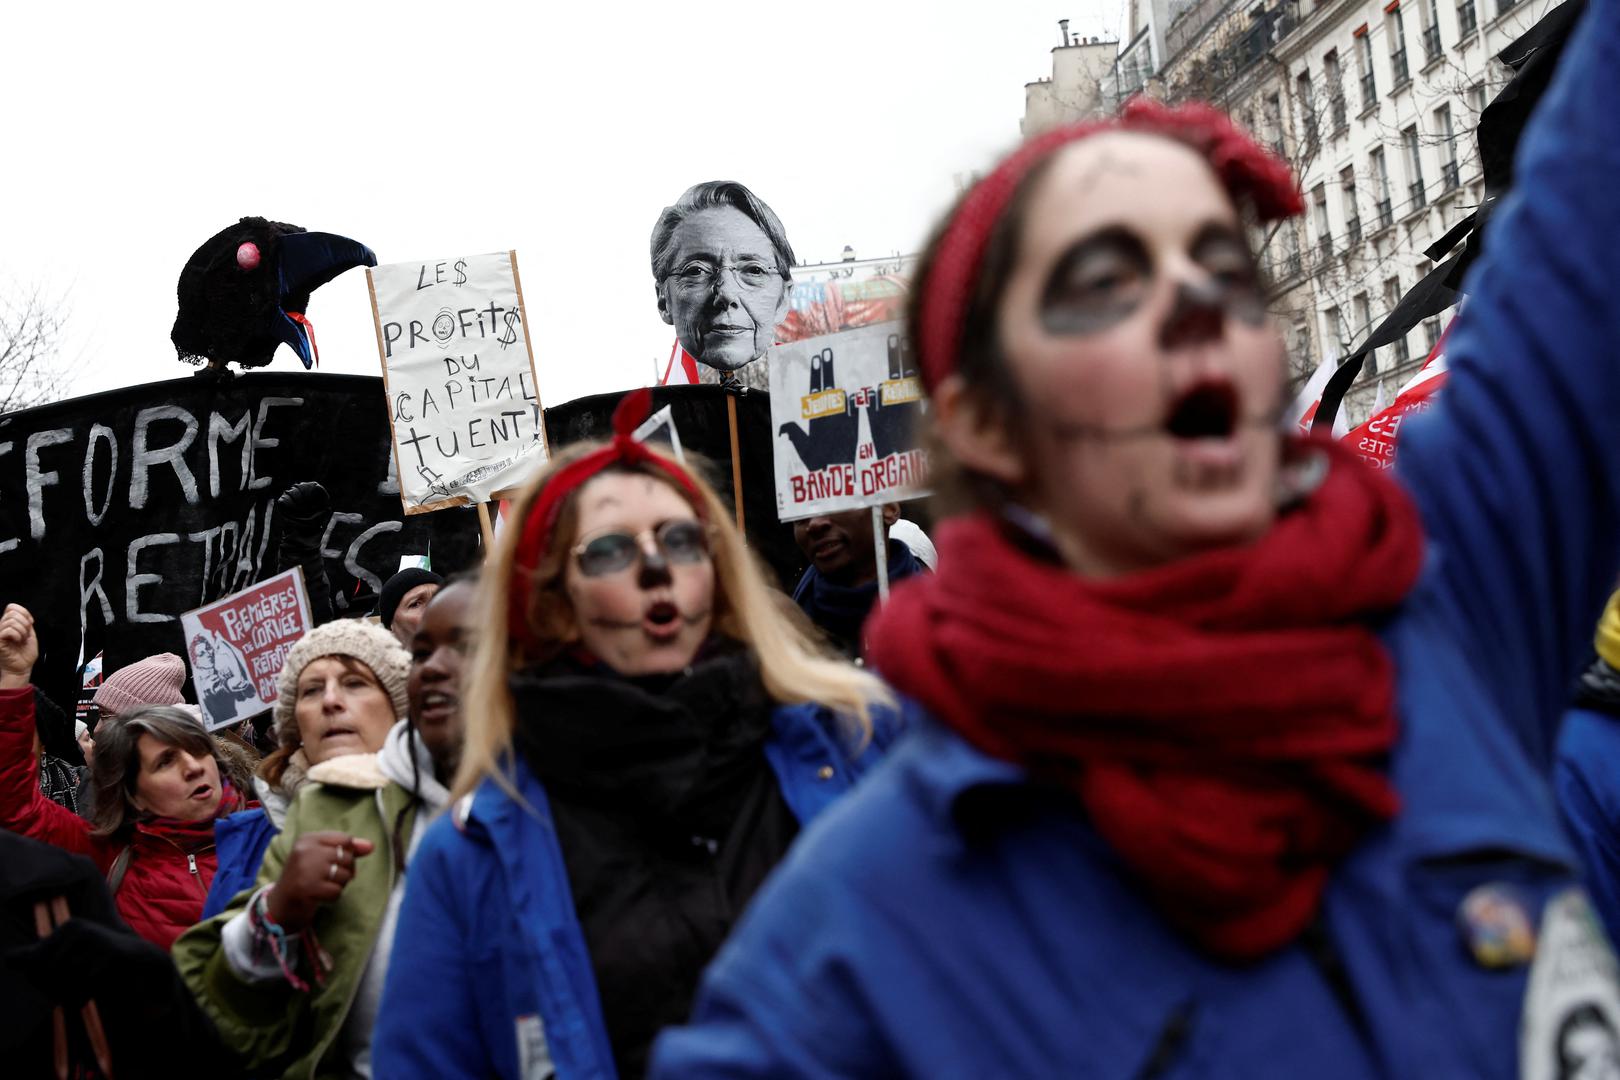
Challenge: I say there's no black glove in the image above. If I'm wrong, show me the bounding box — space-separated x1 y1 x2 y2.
276 481 331 530
275 481 335 625
778 347 859 473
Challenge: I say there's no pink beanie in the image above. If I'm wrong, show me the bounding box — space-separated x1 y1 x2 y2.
93 653 188 718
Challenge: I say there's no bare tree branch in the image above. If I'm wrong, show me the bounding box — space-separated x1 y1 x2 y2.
0 281 77 414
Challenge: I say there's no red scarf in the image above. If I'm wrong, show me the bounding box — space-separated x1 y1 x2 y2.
866 441 1426 960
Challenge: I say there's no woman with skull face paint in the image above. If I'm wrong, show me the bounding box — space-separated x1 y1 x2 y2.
373 389 897 1079
654 11 1620 1076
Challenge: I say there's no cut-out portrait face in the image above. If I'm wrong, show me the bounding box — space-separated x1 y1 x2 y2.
652 182 795 373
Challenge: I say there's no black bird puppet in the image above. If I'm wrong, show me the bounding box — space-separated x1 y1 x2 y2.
171 216 377 371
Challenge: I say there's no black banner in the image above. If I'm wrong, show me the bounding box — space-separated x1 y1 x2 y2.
0 372 459 710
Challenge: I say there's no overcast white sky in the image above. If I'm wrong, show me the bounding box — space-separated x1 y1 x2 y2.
3 1 1120 409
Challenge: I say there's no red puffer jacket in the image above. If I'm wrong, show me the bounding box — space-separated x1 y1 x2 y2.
0 686 236 949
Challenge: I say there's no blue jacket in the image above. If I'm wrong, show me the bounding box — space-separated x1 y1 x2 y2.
201 805 279 919
1557 704 1620 941
373 700 897 1079
650 8 1620 1078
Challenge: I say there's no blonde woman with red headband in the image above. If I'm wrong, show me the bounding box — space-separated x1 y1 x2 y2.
654 9 1620 1077
372 390 896 1079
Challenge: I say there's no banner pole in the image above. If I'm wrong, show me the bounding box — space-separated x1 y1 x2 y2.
725 395 746 535
872 505 890 602
476 502 495 555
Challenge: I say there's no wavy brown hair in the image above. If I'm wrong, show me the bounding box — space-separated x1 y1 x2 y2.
88 707 250 841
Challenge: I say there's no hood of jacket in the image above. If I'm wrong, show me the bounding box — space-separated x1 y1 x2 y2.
376 719 450 814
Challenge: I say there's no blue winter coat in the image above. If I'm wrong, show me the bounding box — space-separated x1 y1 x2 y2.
649 7 1620 1078
1557 704 1620 942
372 700 897 1079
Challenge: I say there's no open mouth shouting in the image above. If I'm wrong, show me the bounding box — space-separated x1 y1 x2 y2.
189 781 214 803
1164 377 1244 480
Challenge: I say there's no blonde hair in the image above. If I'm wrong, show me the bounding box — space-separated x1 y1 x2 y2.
454 441 893 803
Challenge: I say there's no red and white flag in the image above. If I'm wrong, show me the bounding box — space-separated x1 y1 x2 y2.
659 340 701 386
1343 319 1453 469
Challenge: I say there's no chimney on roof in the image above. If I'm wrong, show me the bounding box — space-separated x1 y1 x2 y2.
1059 18 1071 46
841 245 857 262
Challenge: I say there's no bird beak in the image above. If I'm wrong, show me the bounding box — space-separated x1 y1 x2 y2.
275 231 378 369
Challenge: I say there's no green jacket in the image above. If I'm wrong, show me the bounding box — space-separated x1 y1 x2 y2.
173 754 418 1080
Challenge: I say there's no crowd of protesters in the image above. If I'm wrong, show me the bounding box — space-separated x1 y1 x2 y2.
2 3 1619 1077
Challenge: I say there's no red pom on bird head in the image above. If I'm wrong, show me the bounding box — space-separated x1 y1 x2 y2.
505 387 708 652
235 242 261 271
912 97 1304 394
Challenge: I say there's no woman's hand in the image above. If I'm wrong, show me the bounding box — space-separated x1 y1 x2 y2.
0 605 38 691
264 831 374 932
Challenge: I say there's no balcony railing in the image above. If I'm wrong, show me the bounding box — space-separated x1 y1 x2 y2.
1391 49 1411 88
1375 198 1394 230
1360 72 1378 111
1422 24 1442 62
1409 179 1427 210
1346 215 1362 245
1330 94 1349 132
1458 0 1478 36
1442 160 1461 190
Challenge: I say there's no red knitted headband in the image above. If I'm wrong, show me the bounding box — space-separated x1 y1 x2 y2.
507 387 707 650
914 97 1305 392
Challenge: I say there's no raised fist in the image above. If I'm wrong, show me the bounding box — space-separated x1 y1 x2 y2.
0 604 38 690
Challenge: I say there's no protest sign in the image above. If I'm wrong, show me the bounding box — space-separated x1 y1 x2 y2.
0 372 469 713
367 251 548 513
777 254 916 345
180 568 311 730
770 321 929 521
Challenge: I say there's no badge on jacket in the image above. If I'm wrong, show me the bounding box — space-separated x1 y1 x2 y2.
1518 888 1620 1080
1457 882 1537 969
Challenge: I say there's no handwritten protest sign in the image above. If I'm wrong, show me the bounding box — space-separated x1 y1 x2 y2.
367 252 548 513
180 568 311 730
770 321 929 521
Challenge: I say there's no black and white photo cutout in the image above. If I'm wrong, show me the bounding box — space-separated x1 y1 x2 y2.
651 181 795 393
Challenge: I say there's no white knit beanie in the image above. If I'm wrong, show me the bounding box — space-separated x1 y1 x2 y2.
273 619 410 737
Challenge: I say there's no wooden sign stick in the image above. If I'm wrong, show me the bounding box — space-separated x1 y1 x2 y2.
476 502 495 554
725 395 746 535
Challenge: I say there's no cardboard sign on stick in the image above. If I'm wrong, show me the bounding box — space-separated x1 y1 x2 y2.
770 321 930 521
180 568 312 731
367 251 549 514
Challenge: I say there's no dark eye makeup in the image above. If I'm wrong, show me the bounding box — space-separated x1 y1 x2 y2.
1038 222 1264 337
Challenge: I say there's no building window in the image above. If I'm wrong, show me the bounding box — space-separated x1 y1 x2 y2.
1297 70 1319 147
1437 105 1460 189
1371 147 1394 229
1356 31 1377 110
1458 0 1479 37
1324 306 1345 359
1341 167 1362 245
1388 4 1411 88
1422 0 1443 61
1313 184 1333 262
1353 292 1372 341
1264 92 1285 157
1467 81 1488 121
1324 50 1348 131
1403 125 1426 211
1423 316 1443 352
1384 277 1410 366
